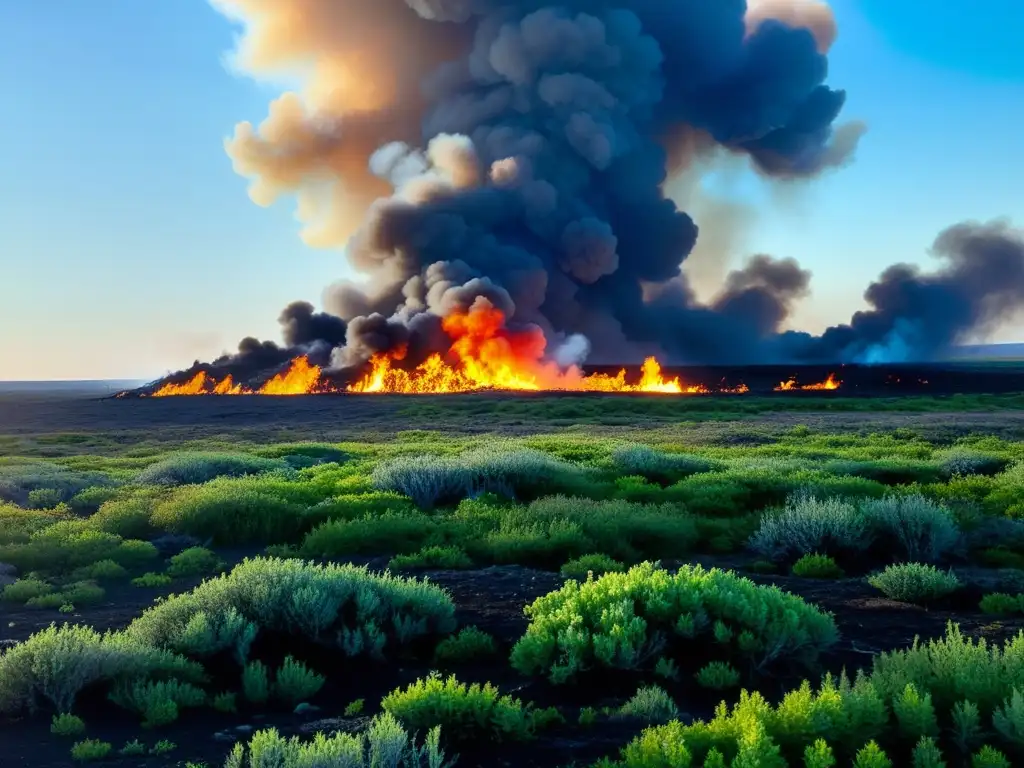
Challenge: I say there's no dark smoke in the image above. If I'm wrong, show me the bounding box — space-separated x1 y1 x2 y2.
181 0 1020 379
786 220 1024 362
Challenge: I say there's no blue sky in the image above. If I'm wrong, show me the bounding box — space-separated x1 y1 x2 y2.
1 1 1021 380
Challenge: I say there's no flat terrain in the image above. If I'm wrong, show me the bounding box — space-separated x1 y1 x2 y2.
1 389 1024 767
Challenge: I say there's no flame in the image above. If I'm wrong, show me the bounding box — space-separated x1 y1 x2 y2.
347 302 707 394
774 373 841 391
149 357 322 397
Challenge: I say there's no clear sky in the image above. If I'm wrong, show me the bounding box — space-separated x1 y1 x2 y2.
1 0 1022 381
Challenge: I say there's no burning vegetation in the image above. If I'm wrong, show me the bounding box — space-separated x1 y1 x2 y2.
128 0 1024 399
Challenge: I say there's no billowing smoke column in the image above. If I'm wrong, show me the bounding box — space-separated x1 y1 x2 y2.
191 0 1021 382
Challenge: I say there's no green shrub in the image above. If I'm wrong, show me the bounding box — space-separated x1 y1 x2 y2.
120 739 146 755
979 593 1024 616
166 547 224 578
388 545 472 571
695 661 741 690
852 741 892 768
434 627 497 666
132 572 172 588
222 714 448 768
579 706 598 727
213 691 237 713
0 623 203 714
371 447 589 508
868 564 960 604
89 498 154 539
124 557 455 664
151 481 307 545
150 739 175 754
344 698 365 717
861 495 961 563
299 512 438 558
978 548 1024 570
68 486 119 515
28 488 64 509
511 562 837 683
561 553 626 579
0 527 156 575
938 450 1007 478
611 444 716 483
791 553 844 579
2 577 53 603
892 683 939 741
654 657 679 681
803 740 836 768
70 739 112 762
242 661 270 705
50 712 86 737
109 678 206 727
26 581 105 610
381 673 537 742
749 495 872 562
973 746 1011 768
273 656 325 705
70 559 128 582
616 685 678 723
136 451 289 486
910 736 946 768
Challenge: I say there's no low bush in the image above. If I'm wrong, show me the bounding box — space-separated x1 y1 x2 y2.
433 627 497 666
213 691 237 713
2 577 53 603
371 447 590 508
381 673 537 742
70 559 128 582
151 482 307 545
937 450 1008 478
222 714 449 768
561 553 626 579
109 678 206 727
388 545 473 571
0 461 113 508
299 512 438 559
88 498 154 540
0 623 203 714
132 572 172 588
695 661 741 690
51 712 86 737
272 656 325 705
749 495 872 563
125 557 456 664
611 444 717 484
868 564 961 604
242 661 270 705
615 685 678 723
511 562 837 683
862 495 961 563
165 547 224 579
26 581 105 610
70 739 112 762
28 488 64 510
135 451 289 486
979 593 1024 616
791 553 844 579
0 527 157 575
119 739 145 756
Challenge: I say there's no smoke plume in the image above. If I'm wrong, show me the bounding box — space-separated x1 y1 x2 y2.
187 0 1021 381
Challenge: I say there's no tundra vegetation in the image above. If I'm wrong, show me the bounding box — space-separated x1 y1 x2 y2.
2 397 1024 766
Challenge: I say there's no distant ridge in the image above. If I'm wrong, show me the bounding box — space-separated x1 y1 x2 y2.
0 380 146 395
953 343 1024 359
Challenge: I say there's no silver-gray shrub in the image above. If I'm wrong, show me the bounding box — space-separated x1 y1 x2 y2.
748 494 873 561
222 714 451 768
0 461 115 507
125 557 455 662
611 444 716 481
0 623 203 714
861 494 961 563
135 452 291 486
372 447 586 508
936 449 1008 478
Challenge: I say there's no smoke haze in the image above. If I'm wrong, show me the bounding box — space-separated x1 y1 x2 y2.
186 0 1022 382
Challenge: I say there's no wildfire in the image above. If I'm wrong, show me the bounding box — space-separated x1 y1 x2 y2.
774 373 841 391
150 356 322 397
346 302 706 394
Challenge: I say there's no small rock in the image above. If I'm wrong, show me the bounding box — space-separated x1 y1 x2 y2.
235 725 254 733
213 732 234 742
294 702 320 715
0 575 16 589
0 562 18 578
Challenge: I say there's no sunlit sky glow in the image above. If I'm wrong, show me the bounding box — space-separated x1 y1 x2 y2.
1 0 1021 380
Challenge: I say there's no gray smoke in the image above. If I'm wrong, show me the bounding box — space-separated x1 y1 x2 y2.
200 0 1019 373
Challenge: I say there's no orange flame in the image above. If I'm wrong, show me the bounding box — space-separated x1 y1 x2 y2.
150 357 322 397
347 301 707 394
774 373 841 391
